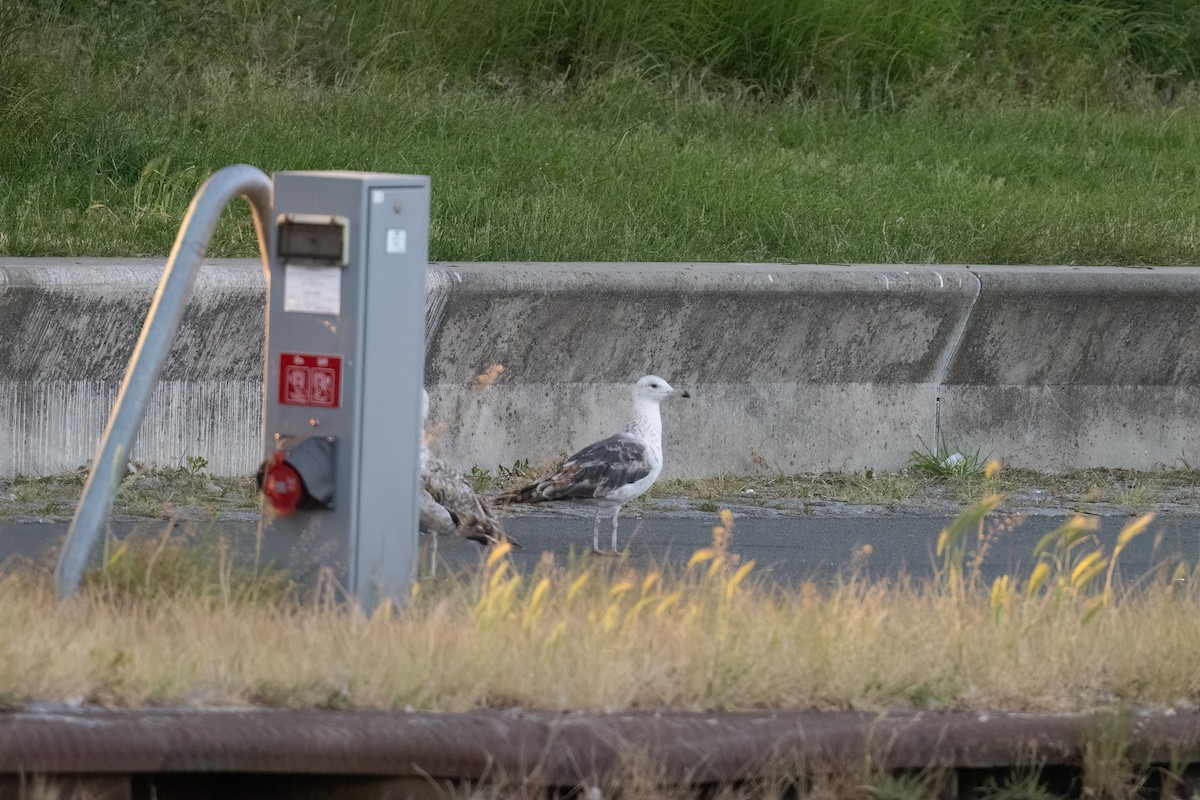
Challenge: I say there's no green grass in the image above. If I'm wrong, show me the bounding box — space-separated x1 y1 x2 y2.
8 0 1199 99
2 1 1200 263
908 437 990 479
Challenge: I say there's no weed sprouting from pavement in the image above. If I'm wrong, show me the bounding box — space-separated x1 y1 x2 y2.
183 455 209 478
909 436 990 480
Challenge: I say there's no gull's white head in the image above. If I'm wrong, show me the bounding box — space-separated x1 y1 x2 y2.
633 374 690 403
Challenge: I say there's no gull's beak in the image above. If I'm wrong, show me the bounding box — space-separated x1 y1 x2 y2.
678 389 691 399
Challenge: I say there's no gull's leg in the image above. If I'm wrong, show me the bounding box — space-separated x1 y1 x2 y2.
592 510 602 554
429 532 439 577
593 509 618 556
610 505 621 554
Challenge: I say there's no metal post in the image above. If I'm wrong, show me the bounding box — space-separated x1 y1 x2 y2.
54 165 272 599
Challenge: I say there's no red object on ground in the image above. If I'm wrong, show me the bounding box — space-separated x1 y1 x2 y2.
262 451 304 516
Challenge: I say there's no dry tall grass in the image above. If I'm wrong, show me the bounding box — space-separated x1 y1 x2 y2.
3 497 1199 713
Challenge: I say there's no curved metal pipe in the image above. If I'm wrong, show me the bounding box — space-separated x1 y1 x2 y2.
55 165 272 598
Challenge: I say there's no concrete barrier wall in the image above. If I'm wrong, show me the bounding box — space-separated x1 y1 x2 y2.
425 263 978 478
0 259 264 476
2 259 1198 478
940 266 1200 471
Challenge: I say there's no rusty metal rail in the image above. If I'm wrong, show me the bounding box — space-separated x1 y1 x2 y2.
1 707 1199 797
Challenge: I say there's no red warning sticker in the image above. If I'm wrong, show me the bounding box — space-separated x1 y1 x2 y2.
279 353 342 408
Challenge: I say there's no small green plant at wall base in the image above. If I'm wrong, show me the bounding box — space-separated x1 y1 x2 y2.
183 456 208 477
467 460 537 493
468 465 494 493
909 437 988 480
495 459 532 479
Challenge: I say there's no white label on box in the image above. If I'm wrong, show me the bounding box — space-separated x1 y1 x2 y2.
386 228 407 254
283 265 341 315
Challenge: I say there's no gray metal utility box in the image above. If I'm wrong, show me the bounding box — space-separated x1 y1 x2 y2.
257 171 429 607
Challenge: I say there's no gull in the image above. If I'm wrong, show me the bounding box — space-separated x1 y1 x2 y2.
497 375 689 555
420 390 517 573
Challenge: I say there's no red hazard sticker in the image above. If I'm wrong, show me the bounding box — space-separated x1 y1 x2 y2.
279 353 342 408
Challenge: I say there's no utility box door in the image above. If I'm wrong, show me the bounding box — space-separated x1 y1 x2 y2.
354 185 429 596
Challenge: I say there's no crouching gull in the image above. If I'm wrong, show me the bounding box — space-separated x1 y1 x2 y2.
497 375 689 555
420 390 518 572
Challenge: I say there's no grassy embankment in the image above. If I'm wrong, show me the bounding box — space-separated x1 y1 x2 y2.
1 0 1199 264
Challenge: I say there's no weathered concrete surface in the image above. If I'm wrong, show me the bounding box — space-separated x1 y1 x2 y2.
426 263 979 478
941 266 1200 470
3 259 1199 478
0 259 264 476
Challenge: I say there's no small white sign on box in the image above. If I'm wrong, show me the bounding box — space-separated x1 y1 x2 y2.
386 229 407 254
284 265 342 315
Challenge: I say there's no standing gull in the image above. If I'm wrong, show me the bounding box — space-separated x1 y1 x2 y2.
420 390 517 573
497 375 689 555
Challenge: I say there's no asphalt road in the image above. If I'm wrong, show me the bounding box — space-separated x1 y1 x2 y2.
446 510 1200 585
5 509 1200 586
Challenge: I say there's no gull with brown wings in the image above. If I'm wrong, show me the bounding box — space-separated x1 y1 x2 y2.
420 390 517 572
497 375 689 555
